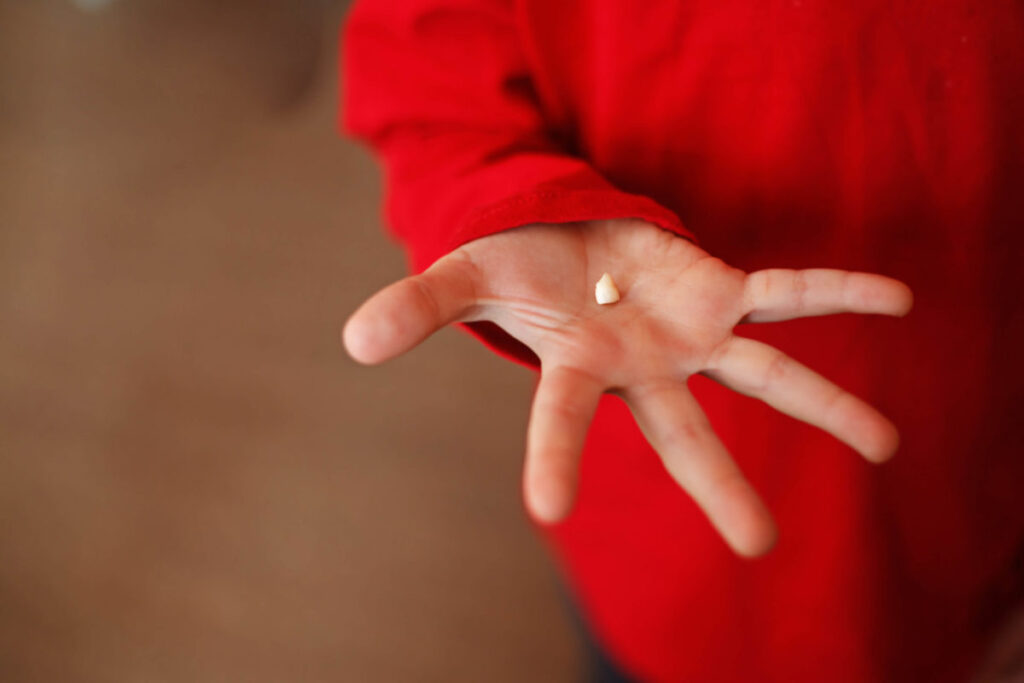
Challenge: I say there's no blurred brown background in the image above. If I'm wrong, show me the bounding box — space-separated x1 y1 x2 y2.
0 1 579 680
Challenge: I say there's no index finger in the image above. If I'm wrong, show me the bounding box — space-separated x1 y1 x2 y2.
523 365 605 523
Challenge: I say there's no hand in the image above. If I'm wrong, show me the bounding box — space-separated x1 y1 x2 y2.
342 220 913 557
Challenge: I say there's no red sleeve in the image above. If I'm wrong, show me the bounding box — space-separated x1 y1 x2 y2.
341 0 692 364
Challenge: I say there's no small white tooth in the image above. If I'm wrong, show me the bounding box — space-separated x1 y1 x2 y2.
595 272 620 305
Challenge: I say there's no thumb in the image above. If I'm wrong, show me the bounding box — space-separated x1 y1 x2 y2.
342 251 480 365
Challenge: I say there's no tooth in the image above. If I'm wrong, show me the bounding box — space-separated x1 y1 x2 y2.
595 272 620 305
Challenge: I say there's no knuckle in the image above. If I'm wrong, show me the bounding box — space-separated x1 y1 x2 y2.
540 397 587 424
664 421 704 449
791 270 809 310
409 276 443 325
750 270 775 302
703 337 732 371
822 385 848 415
760 351 790 389
704 466 745 497
840 271 854 308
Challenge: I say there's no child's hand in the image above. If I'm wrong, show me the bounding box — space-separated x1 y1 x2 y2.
343 220 913 557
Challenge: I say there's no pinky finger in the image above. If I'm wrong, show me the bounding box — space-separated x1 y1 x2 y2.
524 366 605 523
742 269 913 323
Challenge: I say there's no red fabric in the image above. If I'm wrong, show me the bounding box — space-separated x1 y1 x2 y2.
342 2 1024 681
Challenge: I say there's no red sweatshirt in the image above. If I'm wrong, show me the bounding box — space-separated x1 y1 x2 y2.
341 2 1024 681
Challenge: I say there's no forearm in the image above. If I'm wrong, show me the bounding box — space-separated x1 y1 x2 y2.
342 0 690 273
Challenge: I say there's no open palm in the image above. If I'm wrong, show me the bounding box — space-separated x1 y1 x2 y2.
343 219 913 557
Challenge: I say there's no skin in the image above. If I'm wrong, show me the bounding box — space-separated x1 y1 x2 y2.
342 219 914 558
